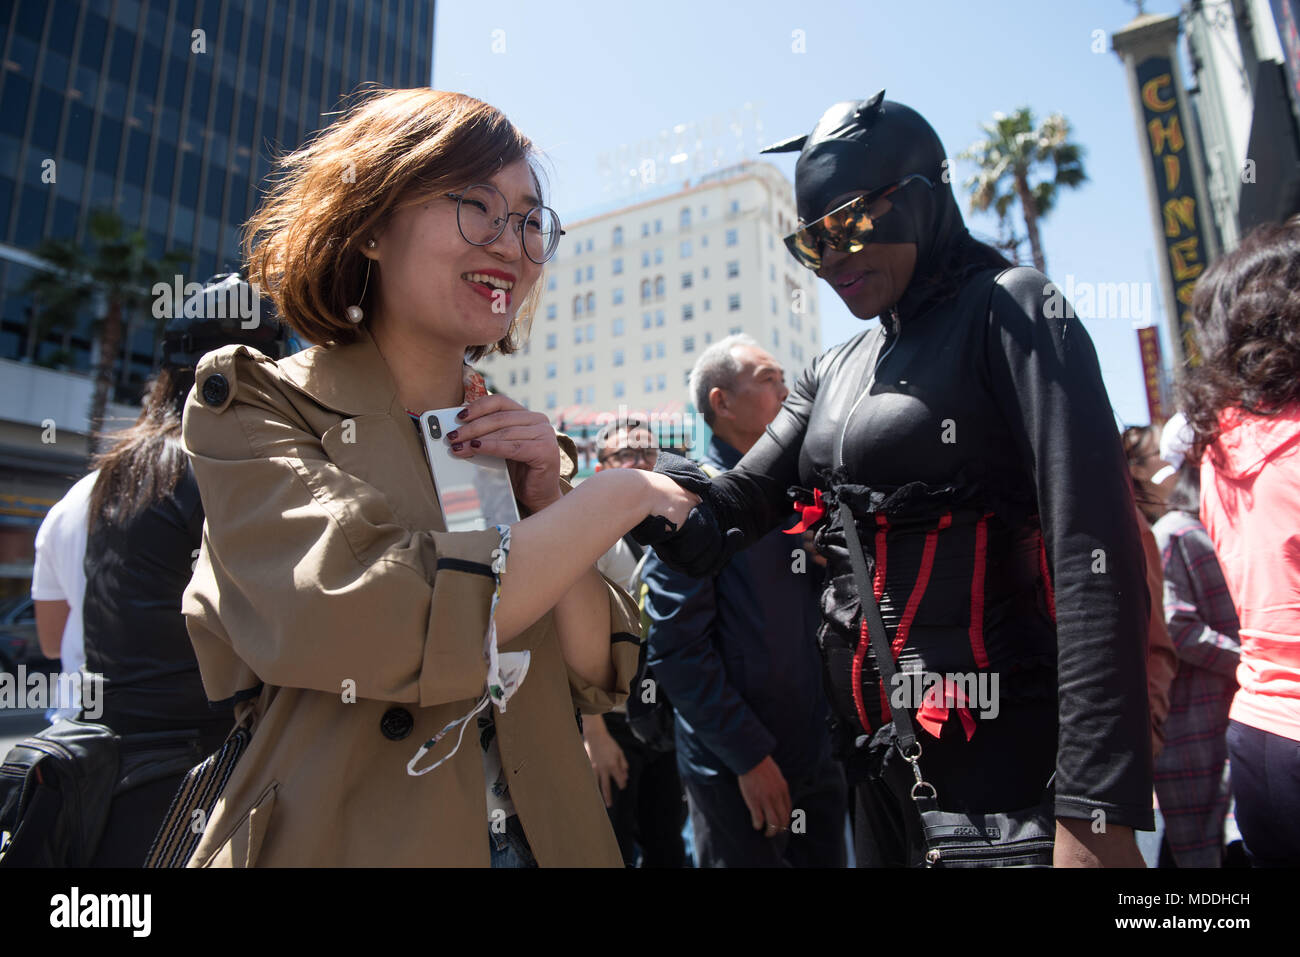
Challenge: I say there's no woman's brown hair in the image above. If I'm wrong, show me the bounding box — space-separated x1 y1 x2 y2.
1180 216 1300 464
245 88 545 360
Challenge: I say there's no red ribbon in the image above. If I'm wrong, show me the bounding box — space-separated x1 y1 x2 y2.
785 488 826 534
915 676 977 741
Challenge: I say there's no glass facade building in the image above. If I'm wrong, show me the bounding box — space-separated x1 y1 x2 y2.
0 0 434 396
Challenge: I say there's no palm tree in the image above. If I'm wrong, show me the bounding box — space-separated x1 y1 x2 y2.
958 108 1087 274
22 208 189 451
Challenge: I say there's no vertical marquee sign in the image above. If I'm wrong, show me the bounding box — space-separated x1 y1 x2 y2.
1135 57 1208 365
1137 325 1165 423
1114 14 1218 370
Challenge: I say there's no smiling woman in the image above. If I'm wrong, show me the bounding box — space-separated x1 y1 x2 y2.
177 88 700 867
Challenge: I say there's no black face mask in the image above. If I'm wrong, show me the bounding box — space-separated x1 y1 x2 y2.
762 91 968 282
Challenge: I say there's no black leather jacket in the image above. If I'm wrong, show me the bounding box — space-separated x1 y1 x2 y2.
643 263 1154 830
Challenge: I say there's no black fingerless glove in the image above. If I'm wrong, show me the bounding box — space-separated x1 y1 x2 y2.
629 451 747 577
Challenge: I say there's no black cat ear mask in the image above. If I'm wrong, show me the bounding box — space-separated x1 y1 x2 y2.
760 90 965 272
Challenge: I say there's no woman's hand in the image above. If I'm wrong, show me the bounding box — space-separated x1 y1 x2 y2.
447 394 563 512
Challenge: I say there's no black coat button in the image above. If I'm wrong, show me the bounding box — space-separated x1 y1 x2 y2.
380 707 414 741
201 373 229 406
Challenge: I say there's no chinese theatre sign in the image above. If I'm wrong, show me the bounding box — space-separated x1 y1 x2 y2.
1135 56 1206 365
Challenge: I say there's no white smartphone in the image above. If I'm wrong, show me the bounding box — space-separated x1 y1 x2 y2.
418 408 521 532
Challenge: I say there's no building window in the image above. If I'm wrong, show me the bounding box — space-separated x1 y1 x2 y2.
614 349 624 366
575 386 583 403
613 317 625 336
575 326 584 344
548 276 557 291
654 276 665 298
654 218 662 233
574 357 583 375
729 294 741 311
727 261 740 279
704 331 713 344
729 326 743 335
682 272 693 289
546 362 557 379
655 310 665 326
574 268 582 284
768 234 774 250
656 373 666 391
701 235 709 248
523 369 530 383
730 200 740 214
641 251 650 268
684 369 692 386
613 288 624 305
680 207 691 228
642 313 652 330
654 248 663 265
614 380 625 398
586 291 595 312
613 226 623 247
769 264 776 281
642 344 653 361
703 298 712 311
644 375 654 393
772 329 780 347
726 229 738 246
772 295 778 315
701 205 708 218
702 266 710 280
655 342 665 358
574 241 582 257
641 222 649 237
680 240 692 258
546 303 557 320
574 296 583 317
682 304 694 321
585 238 593 253
613 257 623 275
587 322 595 339
546 333 557 350
546 392 557 409
509 371 517 386
683 335 695 353
585 265 594 281
641 279 651 302
586 355 594 372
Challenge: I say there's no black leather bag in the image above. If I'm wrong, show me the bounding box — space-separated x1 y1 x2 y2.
0 719 120 867
839 500 1054 868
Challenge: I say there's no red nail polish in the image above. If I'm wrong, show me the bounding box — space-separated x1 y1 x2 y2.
470 439 481 448
457 408 469 420
451 442 463 451
447 430 460 440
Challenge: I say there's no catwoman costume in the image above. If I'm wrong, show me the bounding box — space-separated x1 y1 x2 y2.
634 93 1154 864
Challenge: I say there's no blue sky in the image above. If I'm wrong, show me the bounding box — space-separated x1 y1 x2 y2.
433 0 1187 426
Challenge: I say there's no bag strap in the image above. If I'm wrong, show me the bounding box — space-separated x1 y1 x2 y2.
840 499 940 811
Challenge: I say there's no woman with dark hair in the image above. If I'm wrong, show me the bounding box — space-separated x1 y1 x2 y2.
1181 216 1300 866
634 92 1153 867
82 277 279 865
1150 416 1240 868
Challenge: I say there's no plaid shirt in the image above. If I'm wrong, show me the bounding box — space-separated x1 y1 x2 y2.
1152 509 1241 867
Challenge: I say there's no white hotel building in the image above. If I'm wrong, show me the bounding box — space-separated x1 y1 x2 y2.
477 161 822 473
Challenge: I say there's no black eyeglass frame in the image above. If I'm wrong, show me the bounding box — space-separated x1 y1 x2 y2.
783 173 935 271
446 183 566 265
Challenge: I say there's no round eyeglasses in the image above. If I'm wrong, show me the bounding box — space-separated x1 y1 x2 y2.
446 183 565 265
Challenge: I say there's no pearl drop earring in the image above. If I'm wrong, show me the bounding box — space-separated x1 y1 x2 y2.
347 239 376 323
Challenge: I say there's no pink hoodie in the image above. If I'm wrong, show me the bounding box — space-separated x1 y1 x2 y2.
1201 404 1300 742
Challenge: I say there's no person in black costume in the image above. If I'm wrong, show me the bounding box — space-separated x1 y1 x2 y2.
633 92 1153 867
83 275 285 865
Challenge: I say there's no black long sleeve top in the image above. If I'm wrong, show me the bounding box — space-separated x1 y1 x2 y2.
648 264 1154 829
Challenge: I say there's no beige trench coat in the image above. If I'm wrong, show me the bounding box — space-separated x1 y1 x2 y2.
179 326 641 866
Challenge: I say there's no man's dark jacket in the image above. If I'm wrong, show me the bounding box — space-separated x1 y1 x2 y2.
642 436 830 781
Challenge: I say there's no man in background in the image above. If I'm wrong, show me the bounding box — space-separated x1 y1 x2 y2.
585 417 687 867
642 334 846 867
